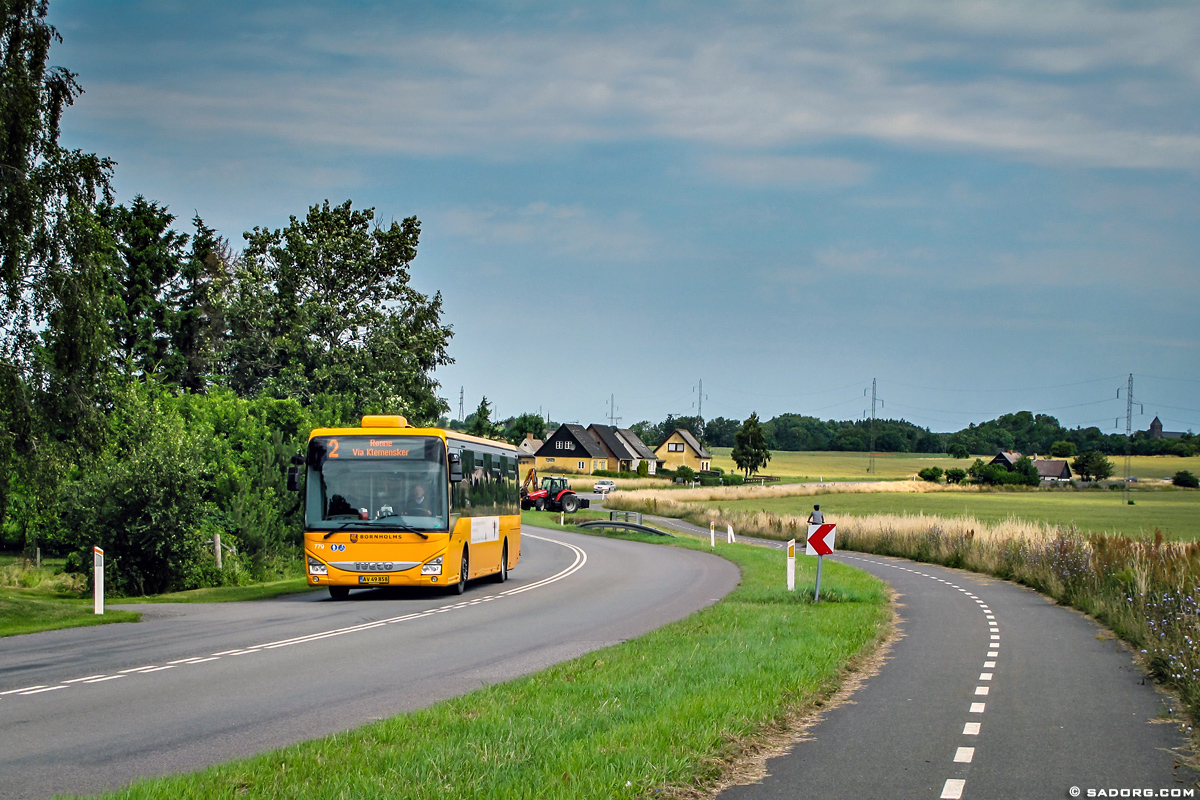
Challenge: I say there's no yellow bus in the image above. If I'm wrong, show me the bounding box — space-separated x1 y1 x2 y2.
292 415 521 599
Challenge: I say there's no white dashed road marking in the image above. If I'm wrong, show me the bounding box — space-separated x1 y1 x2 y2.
839 553 1001 799
1 532 587 704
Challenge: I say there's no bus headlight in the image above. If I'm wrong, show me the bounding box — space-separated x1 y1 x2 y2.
421 555 443 575
307 555 328 575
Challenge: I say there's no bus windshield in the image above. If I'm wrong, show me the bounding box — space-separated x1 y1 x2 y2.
305 435 448 532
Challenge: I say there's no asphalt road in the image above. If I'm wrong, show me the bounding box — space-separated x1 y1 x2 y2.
638 516 1197 800
0 527 739 800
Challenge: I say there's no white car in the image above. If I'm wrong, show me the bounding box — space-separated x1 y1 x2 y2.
593 479 617 494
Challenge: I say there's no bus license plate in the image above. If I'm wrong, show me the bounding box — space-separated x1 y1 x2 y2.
358 575 389 584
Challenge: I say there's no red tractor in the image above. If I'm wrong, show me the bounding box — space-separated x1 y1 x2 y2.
520 469 590 513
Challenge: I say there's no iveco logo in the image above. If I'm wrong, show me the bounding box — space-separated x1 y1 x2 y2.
356 562 394 572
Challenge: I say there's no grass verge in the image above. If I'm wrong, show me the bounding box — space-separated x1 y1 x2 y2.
0 592 140 637
115 578 320 604
89 523 889 799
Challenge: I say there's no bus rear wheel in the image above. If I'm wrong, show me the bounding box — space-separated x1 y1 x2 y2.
451 549 468 595
329 586 349 600
494 541 508 583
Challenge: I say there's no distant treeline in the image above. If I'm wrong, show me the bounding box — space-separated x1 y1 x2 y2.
628 411 1196 457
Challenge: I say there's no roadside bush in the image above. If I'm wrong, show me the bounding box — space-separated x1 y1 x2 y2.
1173 470 1199 489
918 467 943 483
723 473 745 486
945 468 967 484
676 466 696 482
51 384 216 596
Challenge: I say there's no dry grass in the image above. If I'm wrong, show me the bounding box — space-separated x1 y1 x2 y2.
607 480 980 513
0 561 87 593
564 475 679 492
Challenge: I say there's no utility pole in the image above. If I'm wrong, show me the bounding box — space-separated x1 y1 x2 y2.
693 379 708 423
1116 374 1142 505
864 379 884 474
607 394 622 428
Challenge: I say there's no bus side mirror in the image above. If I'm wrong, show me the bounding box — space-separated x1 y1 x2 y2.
449 453 463 483
287 466 300 492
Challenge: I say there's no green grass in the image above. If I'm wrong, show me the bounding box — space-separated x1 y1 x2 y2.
709 448 1200 484
92 525 889 799
699 487 1200 540
116 578 321 604
0 591 140 637
0 552 316 636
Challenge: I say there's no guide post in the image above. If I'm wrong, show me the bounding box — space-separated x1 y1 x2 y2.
93 546 104 615
786 539 796 591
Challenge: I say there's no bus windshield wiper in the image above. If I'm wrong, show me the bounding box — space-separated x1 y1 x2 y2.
374 514 430 539
322 519 430 539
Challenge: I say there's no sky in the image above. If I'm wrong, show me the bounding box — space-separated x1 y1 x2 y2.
48 0 1199 434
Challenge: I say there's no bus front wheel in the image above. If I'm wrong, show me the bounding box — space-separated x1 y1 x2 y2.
451 549 468 595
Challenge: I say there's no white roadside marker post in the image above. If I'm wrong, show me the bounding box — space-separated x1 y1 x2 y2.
214 532 222 570
786 539 796 591
560 512 564 526
709 521 715 548
93 546 104 615
726 524 735 543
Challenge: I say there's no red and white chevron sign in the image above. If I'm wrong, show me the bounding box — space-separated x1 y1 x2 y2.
806 524 836 556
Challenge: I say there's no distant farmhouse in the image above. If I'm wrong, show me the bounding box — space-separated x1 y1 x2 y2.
533 424 658 475
516 433 542 473
655 428 712 472
989 450 1071 481
1148 416 1185 440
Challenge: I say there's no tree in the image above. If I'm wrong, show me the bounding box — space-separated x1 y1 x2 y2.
947 443 970 460
731 412 770 477
163 216 231 393
503 412 546 445
918 466 943 483
1050 440 1077 458
703 416 740 448
1012 456 1040 486
945 468 967 484
467 397 501 439
1172 470 1198 489
227 200 452 422
675 465 696 483
98 196 188 376
1 0 115 532
1072 451 1114 482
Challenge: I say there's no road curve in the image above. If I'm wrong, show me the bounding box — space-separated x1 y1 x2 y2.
0 526 739 800
633 513 1197 798
717 552 1197 799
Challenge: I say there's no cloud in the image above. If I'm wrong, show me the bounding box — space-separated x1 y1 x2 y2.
432 201 656 263
66 1 1200 171
704 155 873 188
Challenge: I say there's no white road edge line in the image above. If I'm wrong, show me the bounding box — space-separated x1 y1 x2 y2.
20 530 591 694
